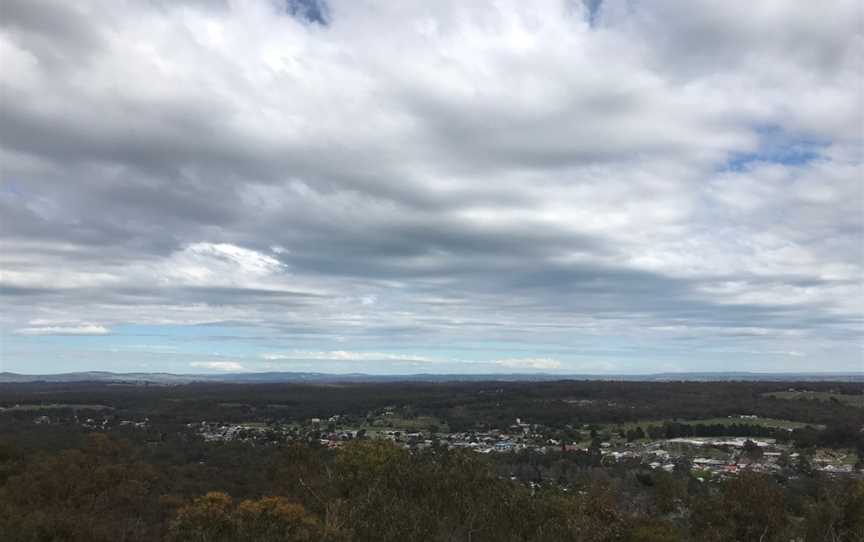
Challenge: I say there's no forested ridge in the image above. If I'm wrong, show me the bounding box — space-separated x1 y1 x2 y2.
1 434 862 541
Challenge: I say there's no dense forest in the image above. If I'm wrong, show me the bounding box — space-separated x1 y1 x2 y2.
1 380 862 541
2 379 862 426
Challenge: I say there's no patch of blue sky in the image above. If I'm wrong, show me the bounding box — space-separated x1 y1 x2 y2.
721 124 829 172
4 324 267 358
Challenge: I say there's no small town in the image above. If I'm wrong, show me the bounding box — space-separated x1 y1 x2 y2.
176 408 861 482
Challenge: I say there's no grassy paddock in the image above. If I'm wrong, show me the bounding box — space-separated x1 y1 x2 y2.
606 417 822 432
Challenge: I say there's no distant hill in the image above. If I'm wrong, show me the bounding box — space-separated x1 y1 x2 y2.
1 370 862 384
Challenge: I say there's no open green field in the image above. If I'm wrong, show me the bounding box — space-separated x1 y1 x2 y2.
765 391 864 408
607 416 822 432
364 415 449 434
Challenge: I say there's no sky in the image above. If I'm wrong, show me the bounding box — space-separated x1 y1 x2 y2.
0 0 862 375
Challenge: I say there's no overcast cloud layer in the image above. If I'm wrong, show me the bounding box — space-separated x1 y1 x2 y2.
1 0 862 375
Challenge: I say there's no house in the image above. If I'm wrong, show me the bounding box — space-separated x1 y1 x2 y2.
494 441 514 452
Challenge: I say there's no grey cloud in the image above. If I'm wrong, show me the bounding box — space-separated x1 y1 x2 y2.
0 0 104 63
284 0 329 25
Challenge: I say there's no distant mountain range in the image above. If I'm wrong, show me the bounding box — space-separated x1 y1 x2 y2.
1 371 862 384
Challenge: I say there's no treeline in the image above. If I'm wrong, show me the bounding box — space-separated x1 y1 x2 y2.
1 434 863 541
